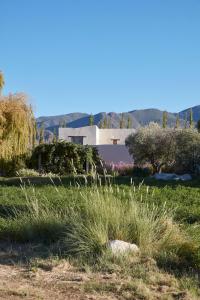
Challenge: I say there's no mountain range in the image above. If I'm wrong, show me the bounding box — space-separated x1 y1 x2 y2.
36 105 200 140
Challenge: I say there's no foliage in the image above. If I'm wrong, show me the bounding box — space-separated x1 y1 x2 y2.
197 119 200 133
0 71 5 94
0 93 36 175
0 178 200 298
29 141 101 175
162 111 168 128
17 168 41 177
38 122 45 144
89 114 94 126
126 123 200 174
119 113 125 129
0 182 199 272
175 114 180 128
126 123 177 173
189 108 194 128
175 128 200 173
106 162 134 176
127 115 132 128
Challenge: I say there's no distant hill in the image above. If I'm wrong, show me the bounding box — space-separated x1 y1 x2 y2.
36 105 200 141
128 109 178 127
179 105 200 122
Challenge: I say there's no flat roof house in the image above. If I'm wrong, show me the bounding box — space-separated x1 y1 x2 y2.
59 125 135 164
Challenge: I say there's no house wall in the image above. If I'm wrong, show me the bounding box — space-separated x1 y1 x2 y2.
96 145 133 164
59 126 98 145
59 126 135 164
98 129 135 145
59 126 135 146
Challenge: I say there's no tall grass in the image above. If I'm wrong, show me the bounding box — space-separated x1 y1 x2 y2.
0 181 199 270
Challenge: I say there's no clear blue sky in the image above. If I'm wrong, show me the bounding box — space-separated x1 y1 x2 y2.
1 0 200 117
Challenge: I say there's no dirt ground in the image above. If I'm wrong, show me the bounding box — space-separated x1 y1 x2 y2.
0 242 197 300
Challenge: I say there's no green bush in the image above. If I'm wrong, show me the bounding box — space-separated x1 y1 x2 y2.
29 142 101 175
0 154 28 177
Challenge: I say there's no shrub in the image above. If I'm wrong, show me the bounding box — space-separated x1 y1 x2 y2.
17 168 40 177
0 154 28 177
106 162 134 176
29 142 101 175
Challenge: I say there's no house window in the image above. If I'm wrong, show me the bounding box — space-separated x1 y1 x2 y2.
111 139 120 145
69 136 85 145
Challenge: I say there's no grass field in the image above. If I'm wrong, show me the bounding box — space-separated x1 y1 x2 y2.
0 177 200 299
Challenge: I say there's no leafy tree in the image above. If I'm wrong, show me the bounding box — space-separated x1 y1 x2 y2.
126 123 177 173
175 128 200 173
126 123 200 174
162 111 168 128
89 114 94 126
0 71 5 95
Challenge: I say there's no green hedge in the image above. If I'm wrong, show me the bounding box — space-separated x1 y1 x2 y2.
29 142 101 175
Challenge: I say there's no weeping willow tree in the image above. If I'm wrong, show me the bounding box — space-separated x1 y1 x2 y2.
0 71 5 95
0 93 36 174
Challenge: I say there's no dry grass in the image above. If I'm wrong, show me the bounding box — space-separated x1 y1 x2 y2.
0 242 199 300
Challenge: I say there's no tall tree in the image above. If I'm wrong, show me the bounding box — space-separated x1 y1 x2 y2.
162 111 168 128
53 128 57 143
39 123 45 144
0 71 5 95
89 114 94 126
189 108 194 128
197 120 200 133
184 113 188 129
107 116 111 128
103 116 108 128
127 116 132 128
175 114 180 129
120 113 125 128
0 93 35 161
99 120 103 129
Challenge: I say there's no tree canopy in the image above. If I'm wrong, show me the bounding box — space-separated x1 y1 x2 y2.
126 123 200 174
0 93 36 163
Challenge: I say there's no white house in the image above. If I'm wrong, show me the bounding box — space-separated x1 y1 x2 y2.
59 126 135 164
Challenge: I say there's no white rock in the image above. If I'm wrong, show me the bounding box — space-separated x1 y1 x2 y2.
152 173 192 181
153 173 177 180
108 240 139 255
179 174 192 181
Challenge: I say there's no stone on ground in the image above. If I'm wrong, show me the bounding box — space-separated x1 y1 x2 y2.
108 240 139 255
